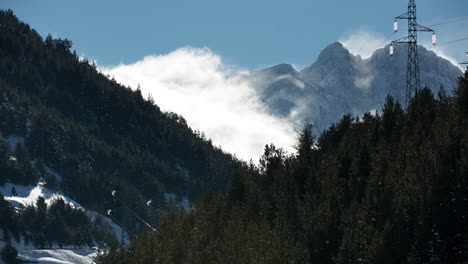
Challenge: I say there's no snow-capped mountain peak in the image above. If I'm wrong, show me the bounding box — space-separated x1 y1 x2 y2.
311 42 353 65
239 42 463 132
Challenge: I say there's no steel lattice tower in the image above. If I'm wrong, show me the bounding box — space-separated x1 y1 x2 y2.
461 52 468 70
391 0 435 106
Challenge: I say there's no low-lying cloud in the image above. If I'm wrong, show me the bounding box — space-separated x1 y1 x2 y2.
339 29 387 59
101 47 296 162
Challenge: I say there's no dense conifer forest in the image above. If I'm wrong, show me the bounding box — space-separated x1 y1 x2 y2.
0 194 117 248
96 73 468 263
0 8 244 242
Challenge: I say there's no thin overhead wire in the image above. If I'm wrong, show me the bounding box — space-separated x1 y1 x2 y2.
377 31 398 49
354 31 397 57
427 17 468 27
112 192 157 232
107 213 137 239
429 37 468 48
438 37 468 46
352 16 468 57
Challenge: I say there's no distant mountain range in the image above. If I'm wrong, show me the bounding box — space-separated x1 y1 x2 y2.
238 42 462 132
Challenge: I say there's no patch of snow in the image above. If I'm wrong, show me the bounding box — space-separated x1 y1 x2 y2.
0 131 25 148
5 135 24 148
0 182 127 241
0 234 98 264
0 182 126 263
273 74 305 89
0 182 83 209
18 249 97 264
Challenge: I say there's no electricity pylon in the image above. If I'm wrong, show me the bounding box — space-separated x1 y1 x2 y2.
390 0 436 106
461 52 468 70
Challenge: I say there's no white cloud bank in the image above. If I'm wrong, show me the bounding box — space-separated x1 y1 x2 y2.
339 29 387 59
101 47 296 162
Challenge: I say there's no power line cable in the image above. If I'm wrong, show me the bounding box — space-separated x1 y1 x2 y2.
376 31 398 49
353 31 397 57
112 191 157 232
107 213 137 239
427 17 468 27
427 37 468 49
437 37 468 46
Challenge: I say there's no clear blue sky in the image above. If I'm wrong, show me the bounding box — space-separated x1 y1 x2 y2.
1 0 467 69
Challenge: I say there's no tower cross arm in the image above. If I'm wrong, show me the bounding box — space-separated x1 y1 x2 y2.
391 36 411 44
415 24 434 32
395 12 411 20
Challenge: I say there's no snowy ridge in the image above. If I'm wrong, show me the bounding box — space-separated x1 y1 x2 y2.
0 182 83 209
239 42 463 133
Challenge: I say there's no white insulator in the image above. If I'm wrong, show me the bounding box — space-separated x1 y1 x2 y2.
465 52 467 58
112 190 116 197
107 209 112 216
394 20 398 32
147 200 152 206
432 33 437 45
390 45 394 56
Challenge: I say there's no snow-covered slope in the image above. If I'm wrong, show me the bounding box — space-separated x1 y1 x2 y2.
1 235 97 264
0 182 82 209
0 181 126 240
0 181 126 264
18 249 97 264
240 42 463 132
8 238 98 264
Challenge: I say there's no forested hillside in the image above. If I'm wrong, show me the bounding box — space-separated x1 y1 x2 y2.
96 72 468 263
0 9 243 238
1 8 467 264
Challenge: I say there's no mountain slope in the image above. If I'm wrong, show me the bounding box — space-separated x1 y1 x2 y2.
0 9 244 240
241 42 462 132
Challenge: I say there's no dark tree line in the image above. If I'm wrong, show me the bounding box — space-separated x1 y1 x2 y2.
96 72 468 263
